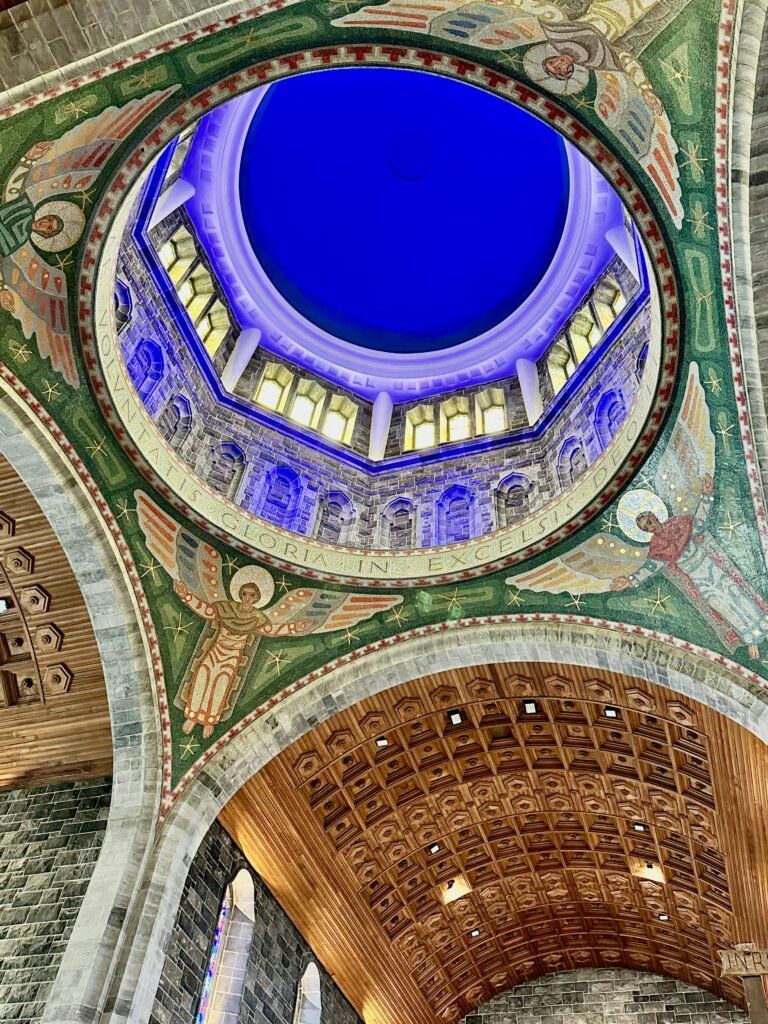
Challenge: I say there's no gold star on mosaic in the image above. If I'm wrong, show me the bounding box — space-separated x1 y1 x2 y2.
86 436 108 458
129 67 156 92
636 471 655 489
115 498 135 521
10 342 31 363
565 593 583 612
659 57 690 84
703 367 723 395
324 0 360 13
692 284 713 311
53 252 74 271
601 511 618 533
686 205 713 238
164 612 190 641
266 648 287 675
716 421 735 444
679 140 707 177
139 558 161 582
572 95 592 111
61 97 91 120
505 588 524 608
222 554 239 573
276 574 290 594
341 628 361 646
719 510 742 537
180 737 200 760
74 187 96 210
387 606 407 628
436 587 463 613
645 587 670 615
41 378 61 401
501 52 522 72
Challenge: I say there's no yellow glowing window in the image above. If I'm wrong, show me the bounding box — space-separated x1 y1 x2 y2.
405 404 436 451
160 226 195 285
447 412 471 442
475 388 507 435
254 362 293 413
548 341 575 395
413 420 435 450
196 299 229 356
610 288 627 316
289 381 325 429
322 411 347 441
290 394 316 426
179 264 214 324
593 278 625 329
321 396 357 445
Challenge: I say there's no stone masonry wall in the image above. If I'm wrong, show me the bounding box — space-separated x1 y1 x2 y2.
0 777 113 1024
461 969 747 1024
118 203 651 549
150 818 361 1024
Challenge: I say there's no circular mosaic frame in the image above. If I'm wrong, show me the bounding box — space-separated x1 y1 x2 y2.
85 46 679 587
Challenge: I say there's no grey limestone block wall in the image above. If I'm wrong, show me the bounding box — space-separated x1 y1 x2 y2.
461 969 747 1024
150 818 361 1024
0 777 113 1024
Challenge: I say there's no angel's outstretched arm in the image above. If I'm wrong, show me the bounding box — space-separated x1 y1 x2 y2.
627 558 662 587
174 579 216 620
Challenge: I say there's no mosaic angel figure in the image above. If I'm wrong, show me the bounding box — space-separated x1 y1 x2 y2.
507 363 768 659
136 492 403 737
333 0 682 226
0 89 176 387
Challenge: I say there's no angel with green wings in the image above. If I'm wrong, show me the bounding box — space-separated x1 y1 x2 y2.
508 363 768 659
136 492 402 737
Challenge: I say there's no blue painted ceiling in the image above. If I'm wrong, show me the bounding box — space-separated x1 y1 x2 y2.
238 68 570 355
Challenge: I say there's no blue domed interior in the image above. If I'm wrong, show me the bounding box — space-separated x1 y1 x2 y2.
239 68 570 354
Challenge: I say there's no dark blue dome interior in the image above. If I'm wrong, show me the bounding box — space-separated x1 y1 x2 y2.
239 68 570 354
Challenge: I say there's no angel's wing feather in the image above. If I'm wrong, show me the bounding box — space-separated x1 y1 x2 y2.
654 363 714 509
507 533 648 595
3 251 77 386
261 589 402 636
25 89 179 204
135 491 224 602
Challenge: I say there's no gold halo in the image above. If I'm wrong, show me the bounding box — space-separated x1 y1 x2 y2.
32 200 86 253
617 489 669 543
229 566 275 607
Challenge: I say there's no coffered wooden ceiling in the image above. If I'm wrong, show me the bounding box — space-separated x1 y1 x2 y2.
220 663 768 1024
0 453 112 787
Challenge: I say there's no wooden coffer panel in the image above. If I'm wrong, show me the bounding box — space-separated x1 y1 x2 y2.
221 664 768 1024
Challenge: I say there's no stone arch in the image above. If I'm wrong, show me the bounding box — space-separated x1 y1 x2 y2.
113 278 132 333
126 337 164 402
557 437 587 488
314 490 356 545
0 385 159 1024
381 497 417 550
436 485 475 545
157 395 192 451
293 962 322 1024
257 465 302 530
495 472 533 528
105 618 768 1024
207 441 245 501
594 389 627 450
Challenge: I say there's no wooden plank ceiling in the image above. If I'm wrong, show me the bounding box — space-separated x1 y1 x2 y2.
220 662 768 1024
0 453 112 787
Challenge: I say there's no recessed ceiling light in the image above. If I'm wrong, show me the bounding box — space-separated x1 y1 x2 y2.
375 736 388 748
633 823 646 832
470 928 480 938
658 913 669 922
429 843 440 855
604 706 619 718
523 700 538 715
448 709 463 726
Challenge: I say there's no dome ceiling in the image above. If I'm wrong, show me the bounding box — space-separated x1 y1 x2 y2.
220 663 768 1024
237 69 570 354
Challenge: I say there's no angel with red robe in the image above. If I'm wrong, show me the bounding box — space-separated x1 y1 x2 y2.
136 492 403 737
0 88 177 387
507 363 768 659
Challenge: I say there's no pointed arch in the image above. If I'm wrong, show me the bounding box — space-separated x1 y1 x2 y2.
381 497 416 550
595 390 627 449
315 491 356 545
495 472 533 528
158 395 192 451
208 441 245 501
436 485 475 545
558 437 587 488
258 466 302 530
196 868 255 1024
293 962 322 1024
127 338 164 401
